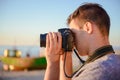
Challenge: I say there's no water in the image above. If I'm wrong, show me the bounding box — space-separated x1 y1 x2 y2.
0 45 120 57
0 45 45 57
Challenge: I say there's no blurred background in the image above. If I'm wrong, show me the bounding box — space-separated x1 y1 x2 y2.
0 0 120 80
0 0 120 55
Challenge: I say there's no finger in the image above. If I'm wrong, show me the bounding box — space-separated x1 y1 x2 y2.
57 32 62 49
49 32 53 49
52 32 57 47
46 34 50 48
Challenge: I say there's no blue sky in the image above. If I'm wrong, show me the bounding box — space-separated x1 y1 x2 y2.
0 0 120 46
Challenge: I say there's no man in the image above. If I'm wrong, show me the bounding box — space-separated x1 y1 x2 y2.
44 3 120 80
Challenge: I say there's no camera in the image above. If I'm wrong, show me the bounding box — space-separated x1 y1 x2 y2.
40 28 74 52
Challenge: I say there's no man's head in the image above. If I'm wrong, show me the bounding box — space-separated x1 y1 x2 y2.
67 3 110 55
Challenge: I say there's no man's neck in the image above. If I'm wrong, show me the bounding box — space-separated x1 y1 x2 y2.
88 37 110 56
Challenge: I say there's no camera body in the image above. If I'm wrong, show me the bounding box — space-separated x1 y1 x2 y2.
40 28 74 52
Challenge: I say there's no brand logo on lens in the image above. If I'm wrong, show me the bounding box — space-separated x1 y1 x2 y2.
40 28 74 52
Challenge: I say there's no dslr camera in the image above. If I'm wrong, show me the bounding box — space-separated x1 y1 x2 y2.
40 28 74 52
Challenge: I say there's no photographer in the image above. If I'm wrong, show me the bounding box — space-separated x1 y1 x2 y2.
44 3 120 80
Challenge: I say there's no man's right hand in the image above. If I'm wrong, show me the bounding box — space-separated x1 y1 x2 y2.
45 32 62 65
44 32 63 80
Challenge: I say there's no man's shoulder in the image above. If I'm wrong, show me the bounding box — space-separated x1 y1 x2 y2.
95 53 120 68
73 53 120 80
86 53 120 70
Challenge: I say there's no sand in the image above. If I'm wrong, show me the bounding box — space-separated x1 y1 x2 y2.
0 61 45 80
0 58 46 80
0 70 45 80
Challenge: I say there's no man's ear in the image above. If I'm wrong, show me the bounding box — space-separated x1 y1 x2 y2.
83 22 93 34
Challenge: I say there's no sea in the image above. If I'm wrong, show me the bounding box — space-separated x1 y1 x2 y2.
0 45 120 57
0 45 45 57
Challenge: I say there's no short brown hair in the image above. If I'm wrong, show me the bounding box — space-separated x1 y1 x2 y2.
67 3 110 36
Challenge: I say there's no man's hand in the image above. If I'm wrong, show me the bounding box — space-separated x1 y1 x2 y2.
44 32 72 80
44 32 63 80
45 32 62 64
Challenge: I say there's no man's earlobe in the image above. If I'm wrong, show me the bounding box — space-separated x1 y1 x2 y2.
83 22 93 34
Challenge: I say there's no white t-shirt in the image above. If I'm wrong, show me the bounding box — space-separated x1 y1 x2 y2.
72 53 120 80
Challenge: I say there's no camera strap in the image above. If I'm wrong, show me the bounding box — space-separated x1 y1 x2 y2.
85 45 115 64
64 45 115 78
75 45 115 77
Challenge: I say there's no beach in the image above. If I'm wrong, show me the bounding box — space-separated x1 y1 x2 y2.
0 61 45 80
0 70 45 80
0 45 119 80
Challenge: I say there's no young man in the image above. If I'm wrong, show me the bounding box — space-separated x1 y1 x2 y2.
44 3 120 80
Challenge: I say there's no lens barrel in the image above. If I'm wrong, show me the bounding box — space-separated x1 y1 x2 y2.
40 28 74 52
40 33 47 47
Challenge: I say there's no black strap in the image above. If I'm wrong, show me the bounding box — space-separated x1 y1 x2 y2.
64 45 115 78
63 49 85 78
75 45 115 77
74 49 85 64
85 45 115 64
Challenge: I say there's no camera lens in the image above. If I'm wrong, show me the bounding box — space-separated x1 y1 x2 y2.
40 33 47 47
40 28 74 52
